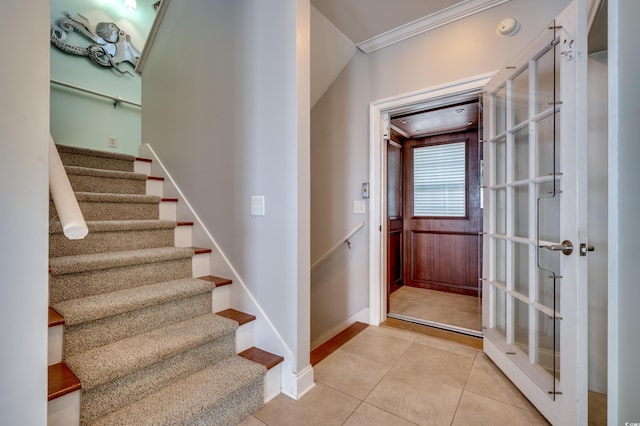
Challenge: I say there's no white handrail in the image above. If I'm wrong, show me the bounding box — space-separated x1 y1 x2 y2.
49 135 88 239
50 79 141 108
311 221 365 271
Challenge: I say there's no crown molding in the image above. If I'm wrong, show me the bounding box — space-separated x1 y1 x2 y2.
357 0 512 54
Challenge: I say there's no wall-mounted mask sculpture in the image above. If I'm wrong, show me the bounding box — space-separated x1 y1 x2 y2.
51 12 141 76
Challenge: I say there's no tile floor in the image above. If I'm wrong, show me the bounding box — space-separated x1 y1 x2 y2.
389 286 481 333
242 324 549 426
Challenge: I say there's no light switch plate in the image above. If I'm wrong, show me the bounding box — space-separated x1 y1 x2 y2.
251 196 265 216
353 200 366 215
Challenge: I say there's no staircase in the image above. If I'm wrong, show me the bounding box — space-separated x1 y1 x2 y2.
47 145 282 425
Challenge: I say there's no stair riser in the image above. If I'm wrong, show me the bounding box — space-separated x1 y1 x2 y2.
49 228 175 258
68 174 146 195
189 378 264 426
81 335 237 424
49 258 192 303
63 293 212 357
59 152 133 172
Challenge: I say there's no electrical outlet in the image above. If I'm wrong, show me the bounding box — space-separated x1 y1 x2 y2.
251 196 265 216
107 136 118 148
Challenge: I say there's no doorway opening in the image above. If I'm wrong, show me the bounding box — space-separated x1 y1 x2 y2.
367 73 494 334
386 100 483 336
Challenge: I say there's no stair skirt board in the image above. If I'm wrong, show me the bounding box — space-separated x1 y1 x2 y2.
48 144 279 425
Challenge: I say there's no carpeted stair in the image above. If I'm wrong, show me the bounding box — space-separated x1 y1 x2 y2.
49 144 266 425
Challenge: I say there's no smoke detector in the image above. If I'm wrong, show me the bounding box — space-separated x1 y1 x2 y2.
497 17 520 37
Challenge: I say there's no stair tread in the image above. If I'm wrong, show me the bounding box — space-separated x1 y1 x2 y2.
216 309 256 326
53 278 216 326
238 347 284 371
50 219 176 235
72 192 161 203
64 165 147 181
56 144 136 162
91 355 265 426
48 307 64 327
198 275 233 287
48 362 81 401
66 313 238 390
49 246 194 276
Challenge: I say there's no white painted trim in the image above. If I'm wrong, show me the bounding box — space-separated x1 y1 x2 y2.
281 364 316 401
139 143 297 389
135 0 171 74
368 73 495 327
310 308 370 350
357 0 511 54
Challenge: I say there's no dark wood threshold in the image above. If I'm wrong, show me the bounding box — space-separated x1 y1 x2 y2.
48 307 64 327
176 221 194 227
48 363 81 401
191 247 212 255
216 308 256 326
310 322 368 366
382 317 483 350
197 275 233 287
147 176 164 181
161 197 178 203
239 347 284 370
135 157 153 163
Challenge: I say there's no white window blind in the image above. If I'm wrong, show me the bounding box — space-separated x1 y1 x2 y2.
413 142 466 217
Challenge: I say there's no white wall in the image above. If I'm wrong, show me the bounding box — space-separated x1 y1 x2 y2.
608 0 640 423
587 51 608 395
0 1 50 424
50 0 155 155
310 0 571 343
141 0 310 377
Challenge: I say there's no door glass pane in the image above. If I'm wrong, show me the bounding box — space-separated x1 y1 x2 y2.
537 249 560 310
536 43 561 114
495 188 506 234
494 288 507 337
514 127 530 181
513 297 529 355
537 182 561 243
413 142 466 217
495 137 507 185
536 113 560 178
514 186 529 238
536 309 560 382
495 238 506 285
512 68 530 125
513 242 529 296
494 87 507 134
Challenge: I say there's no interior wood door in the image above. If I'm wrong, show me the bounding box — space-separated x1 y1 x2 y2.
387 136 404 307
482 1 588 423
403 130 481 296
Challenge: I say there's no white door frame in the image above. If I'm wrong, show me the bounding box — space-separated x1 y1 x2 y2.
367 72 496 326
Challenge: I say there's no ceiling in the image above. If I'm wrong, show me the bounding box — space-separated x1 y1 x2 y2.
391 102 479 138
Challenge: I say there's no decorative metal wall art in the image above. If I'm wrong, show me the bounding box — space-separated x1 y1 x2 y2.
51 12 141 76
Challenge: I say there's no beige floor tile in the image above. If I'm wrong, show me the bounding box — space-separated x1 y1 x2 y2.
365 368 462 426
394 343 474 389
314 349 391 399
588 390 607 426
340 329 413 365
401 301 480 331
413 334 479 358
343 403 417 426
391 286 427 301
238 415 267 425
464 353 537 412
452 391 549 425
389 296 414 314
253 383 359 426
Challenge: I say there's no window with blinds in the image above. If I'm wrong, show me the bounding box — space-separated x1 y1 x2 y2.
413 141 466 217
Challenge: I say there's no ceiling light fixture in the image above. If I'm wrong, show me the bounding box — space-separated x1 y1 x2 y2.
125 0 137 11
497 17 520 37
454 108 465 114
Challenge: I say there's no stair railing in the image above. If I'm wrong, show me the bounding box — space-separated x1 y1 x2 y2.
49 135 88 239
311 221 365 271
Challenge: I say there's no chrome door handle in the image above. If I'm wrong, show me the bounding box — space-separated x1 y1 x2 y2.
540 240 574 256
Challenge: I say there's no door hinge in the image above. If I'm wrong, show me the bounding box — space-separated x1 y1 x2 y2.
379 225 382 232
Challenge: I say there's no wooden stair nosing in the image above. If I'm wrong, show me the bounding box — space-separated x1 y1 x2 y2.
48 307 65 327
147 176 165 181
238 347 284 371
161 197 178 203
216 309 256 326
197 275 233 287
48 362 81 401
192 247 212 255
176 221 194 227
135 157 152 163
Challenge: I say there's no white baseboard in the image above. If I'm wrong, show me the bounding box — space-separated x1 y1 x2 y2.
310 308 370 350
281 364 315 401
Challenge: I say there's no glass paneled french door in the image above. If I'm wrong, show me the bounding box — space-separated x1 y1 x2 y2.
482 1 588 424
